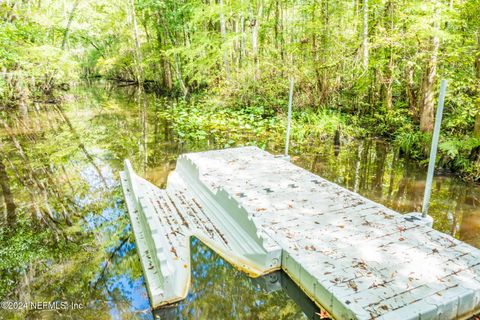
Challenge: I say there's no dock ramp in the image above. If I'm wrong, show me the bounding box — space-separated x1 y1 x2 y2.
120 146 480 319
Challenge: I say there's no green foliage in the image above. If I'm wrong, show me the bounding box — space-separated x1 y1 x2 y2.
439 136 480 181
22 46 80 86
364 108 414 137
394 130 430 159
96 49 136 80
0 222 60 298
219 76 291 112
292 109 363 142
157 94 363 151
0 3 80 102
157 96 283 147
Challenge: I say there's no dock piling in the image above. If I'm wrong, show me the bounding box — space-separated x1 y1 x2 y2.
422 79 447 217
284 77 294 157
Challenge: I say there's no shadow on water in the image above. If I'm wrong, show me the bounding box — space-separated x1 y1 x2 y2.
0 81 478 319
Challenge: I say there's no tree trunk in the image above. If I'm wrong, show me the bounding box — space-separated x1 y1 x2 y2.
129 0 145 85
234 15 239 68
419 12 440 133
0 153 16 226
240 14 246 68
311 0 320 105
474 31 480 137
384 55 393 110
219 0 230 81
274 0 280 52
138 86 148 175
405 62 417 118
173 54 189 97
251 2 263 81
61 0 80 50
383 0 394 110
18 82 29 119
362 0 369 68
155 19 173 90
317 0 330 105
158 13 189 97
353 0 359 35
353 142 363 193
373 142 387 197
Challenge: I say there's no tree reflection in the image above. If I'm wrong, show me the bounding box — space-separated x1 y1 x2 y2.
153 238 317 320
294 139 480 247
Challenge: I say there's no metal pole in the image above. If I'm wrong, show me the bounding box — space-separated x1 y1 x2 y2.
422 79 447 217
285 77 294 156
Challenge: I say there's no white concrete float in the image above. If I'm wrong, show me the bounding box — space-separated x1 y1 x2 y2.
120 146 480 319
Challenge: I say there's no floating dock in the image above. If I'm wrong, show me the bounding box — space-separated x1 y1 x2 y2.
120 146 480 320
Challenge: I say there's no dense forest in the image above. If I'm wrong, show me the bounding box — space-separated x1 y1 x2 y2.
1 0 480 179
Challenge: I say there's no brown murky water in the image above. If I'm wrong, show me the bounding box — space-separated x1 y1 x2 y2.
0 82 478 319
293 141 480 249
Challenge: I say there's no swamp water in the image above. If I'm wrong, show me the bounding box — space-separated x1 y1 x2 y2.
0 83 478 319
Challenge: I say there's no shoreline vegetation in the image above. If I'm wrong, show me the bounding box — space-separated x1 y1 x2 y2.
1 0 480 182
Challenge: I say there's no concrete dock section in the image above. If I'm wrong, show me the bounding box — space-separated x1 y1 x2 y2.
121 146 480 319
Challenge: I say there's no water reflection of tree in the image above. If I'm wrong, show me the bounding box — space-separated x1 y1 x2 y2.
155 239 308 320
0 151 16 226
0 86 153 319
296 139 480 249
